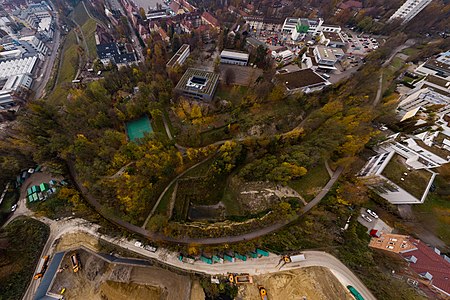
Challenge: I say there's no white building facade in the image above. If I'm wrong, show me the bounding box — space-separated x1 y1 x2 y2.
389 0 433 24
220 50 249 66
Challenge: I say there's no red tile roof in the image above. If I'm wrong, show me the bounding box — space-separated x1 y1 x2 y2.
201 12 219 28
400 239 450 296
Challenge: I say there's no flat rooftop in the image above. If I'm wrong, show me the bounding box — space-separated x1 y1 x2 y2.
275 69 327 90
166 44 189 67
220 49 249 60
369 233 417 253
175 68 219 96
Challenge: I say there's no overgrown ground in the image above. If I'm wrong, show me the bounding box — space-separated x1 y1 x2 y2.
413 169 450 245
288 162 330 201
72 2 98 60
0 218 49 300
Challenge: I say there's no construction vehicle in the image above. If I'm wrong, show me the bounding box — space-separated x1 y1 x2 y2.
234 274 253 284
258 286 268 300
70 253 80 273
34 255 49 279
347 285 364 300
283 253 306 263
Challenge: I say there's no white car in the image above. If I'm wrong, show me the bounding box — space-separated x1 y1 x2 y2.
366 209 379 219
361 214 372 223
11 204 17 212
134 241 143 248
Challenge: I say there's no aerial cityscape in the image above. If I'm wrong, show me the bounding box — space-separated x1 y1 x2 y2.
0 0 449 299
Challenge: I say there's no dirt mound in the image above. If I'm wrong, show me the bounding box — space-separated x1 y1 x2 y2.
238 267 351 300
99 281 161 300
109 265 132 282
84 254 107 281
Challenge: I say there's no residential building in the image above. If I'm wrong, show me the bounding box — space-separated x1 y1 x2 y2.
400 239 450 297
369 233 417 253
174 68 219 101
166 44 190 68
389 0 433 24
415 50 450 80
201 12 219 29
96 43 137 66
359 150 437 204
274 68 330 94
220 50 249 66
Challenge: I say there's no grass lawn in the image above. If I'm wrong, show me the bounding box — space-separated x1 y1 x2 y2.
401 48 420 57
0 218 49 300
381 154 432 200
288 162 330 201
81 19 98 60
72 2 90 25
221 181 242 216
56 30 79 85
413 175 450 245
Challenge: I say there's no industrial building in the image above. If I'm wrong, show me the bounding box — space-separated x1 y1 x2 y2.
388 0 432 24
220 49 249 66
166 44 190 68
174 68 219 101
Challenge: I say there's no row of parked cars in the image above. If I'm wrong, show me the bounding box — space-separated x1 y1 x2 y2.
361 208 378 223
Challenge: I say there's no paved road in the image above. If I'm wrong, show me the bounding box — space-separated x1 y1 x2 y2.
33 13 61 100
22 217 375 300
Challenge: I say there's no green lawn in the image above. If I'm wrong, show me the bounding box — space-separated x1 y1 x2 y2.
401 48 419 57
81 19 98 60
0 218 50 300
57 30 79 85
72 2 90 25
288 162 330 201
381 154 432 200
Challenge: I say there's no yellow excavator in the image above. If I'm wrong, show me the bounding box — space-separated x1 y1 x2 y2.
259 286 268 300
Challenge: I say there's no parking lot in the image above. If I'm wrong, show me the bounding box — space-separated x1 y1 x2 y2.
357 208 393 233
342 31 381 56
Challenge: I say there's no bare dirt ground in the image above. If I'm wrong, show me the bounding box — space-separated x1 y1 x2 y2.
237 181 306 213
190 280 205 300
237 267 352 300
51 234 192 300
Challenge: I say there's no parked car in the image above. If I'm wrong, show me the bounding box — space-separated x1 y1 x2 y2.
361 214 372 223
366 209 378 219
11 204 17 212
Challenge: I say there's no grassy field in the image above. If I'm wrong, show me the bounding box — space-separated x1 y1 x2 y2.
381 154 432 200
154 182 175 215
288 162 330 201
56 30 79 85
81 19 98 60
0 218 50 300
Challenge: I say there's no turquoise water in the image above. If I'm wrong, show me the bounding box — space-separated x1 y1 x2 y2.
126 116 153 141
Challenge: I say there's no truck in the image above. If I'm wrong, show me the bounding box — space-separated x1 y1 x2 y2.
256 249 269 257
34 256 49 279
284 253 306 263
347 285 364 300
70 253 80 273
258 286 268 300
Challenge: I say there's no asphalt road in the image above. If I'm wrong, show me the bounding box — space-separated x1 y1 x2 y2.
22 217 376 300
33 17 61 100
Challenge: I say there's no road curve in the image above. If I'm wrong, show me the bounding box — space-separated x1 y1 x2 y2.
22 217 376 300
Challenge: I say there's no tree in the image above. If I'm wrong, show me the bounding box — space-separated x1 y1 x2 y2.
224 68 235 86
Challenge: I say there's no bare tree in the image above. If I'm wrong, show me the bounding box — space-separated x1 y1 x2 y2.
224 68 236 86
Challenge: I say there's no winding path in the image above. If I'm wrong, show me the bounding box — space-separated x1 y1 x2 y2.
67 159 343 245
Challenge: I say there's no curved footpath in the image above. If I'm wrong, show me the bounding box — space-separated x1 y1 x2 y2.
67 160 343 245
23 217 376 300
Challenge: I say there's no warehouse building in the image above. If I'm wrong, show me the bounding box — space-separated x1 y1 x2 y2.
220 49 249 66
166 44 190 68
174 68 219 101
275 68 330 94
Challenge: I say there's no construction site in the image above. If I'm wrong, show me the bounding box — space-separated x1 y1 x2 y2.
236 267 353 300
